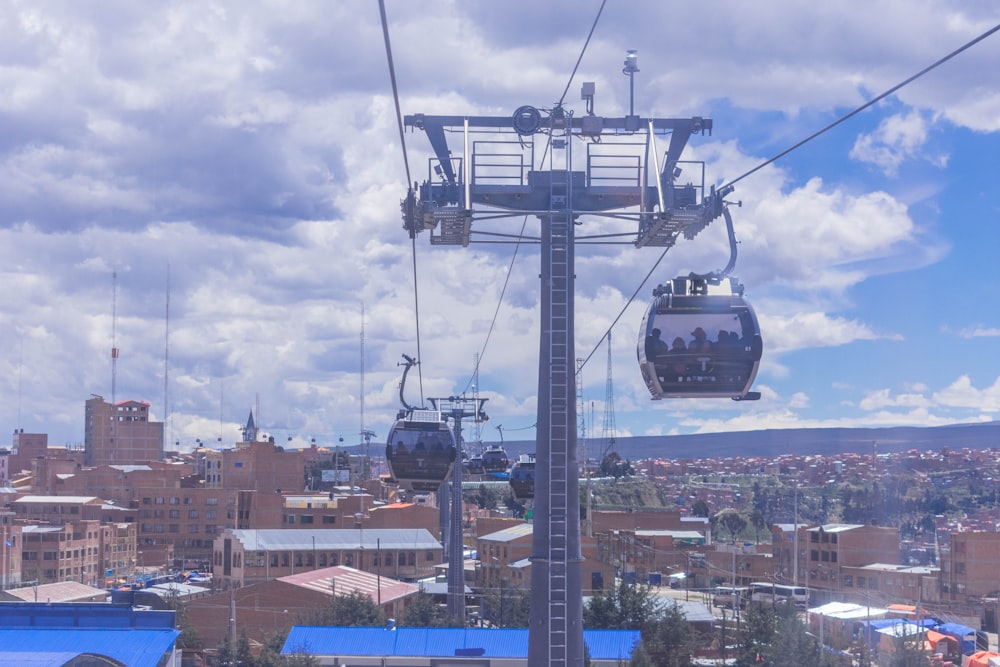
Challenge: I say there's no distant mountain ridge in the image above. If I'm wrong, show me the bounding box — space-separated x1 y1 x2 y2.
495 421 1000 461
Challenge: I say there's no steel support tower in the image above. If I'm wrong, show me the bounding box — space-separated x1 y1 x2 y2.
403 73 722 666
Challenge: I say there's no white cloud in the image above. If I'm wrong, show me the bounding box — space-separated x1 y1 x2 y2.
933 375 1000 412
849 111 941 176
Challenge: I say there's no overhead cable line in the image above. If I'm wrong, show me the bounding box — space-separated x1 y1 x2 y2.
379 0 424 404
722 21 1000 190
463 0 608 395
557 0 608 107
581 21 1000 374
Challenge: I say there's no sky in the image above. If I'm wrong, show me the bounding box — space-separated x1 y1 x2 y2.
1 1 999 452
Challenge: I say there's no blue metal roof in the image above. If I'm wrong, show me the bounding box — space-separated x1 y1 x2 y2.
282 626 641 660
0 628 180 666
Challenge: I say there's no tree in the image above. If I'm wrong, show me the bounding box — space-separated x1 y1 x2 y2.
716 508 748 543
400 591 462 627
299 589 384 627
481 584 530 627
691 499 711 518
600 451 635 479
583 579 658 630
640 600 696 667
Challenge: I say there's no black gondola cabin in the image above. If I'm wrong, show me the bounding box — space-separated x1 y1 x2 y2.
385 410 457 493
638 276 762 400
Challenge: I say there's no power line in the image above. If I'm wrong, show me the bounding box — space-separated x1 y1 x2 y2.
581 21 1000 374
557 0 608 107
722 21 1000 190
378 0 424 404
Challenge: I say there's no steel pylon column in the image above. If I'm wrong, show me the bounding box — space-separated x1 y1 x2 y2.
447 413 465 620
528 118 583 666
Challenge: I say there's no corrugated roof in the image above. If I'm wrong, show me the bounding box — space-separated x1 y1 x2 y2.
4 581 107 603
479 523 533 543
282 627 641 660
231 528 440 551
14 495 100 504
279 566 419 605
0 628 179 667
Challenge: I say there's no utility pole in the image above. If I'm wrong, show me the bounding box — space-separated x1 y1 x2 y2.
403 52 721 666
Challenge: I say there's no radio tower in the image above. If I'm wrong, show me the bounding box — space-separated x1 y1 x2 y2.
601 333 616 461
164 264 171 447
111 271 119 406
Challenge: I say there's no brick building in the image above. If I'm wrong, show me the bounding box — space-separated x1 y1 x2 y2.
84 397 164 467
185 566 419 648
940 530 1000 602
212 527 443 588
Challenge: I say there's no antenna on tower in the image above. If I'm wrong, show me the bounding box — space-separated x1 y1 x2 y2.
111 271 119 406
164 264 171 448
601 332 616 461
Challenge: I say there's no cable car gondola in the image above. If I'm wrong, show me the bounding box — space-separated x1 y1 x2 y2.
384 354 458 493
481 445 509 474
385 410 457 493
638 275 762 400
637 205 762 401
509 453 535 500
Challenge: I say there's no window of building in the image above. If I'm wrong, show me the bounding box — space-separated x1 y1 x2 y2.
408 552 416 566
843 575 853 587
830 534 837 544
142 498 151 505
831 552 837 563
188 510 199 519
281 553 289 567
286 515 296 524
154 497 165 505
300 515 313 524
384 553 392 567
322 516 336 524
184 497 192 505
810 550 818 562
169 525 179 534
810 533 818 543
271 554 279 567
169 497 180 505
956 562 966 574
821 551 829 562
206 497 218 506
169 510 180 519
426 551 434 561
188 525 199 534
857 576 866 588
206 510 217 519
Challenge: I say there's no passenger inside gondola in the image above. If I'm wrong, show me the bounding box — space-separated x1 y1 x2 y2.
645 327 670 361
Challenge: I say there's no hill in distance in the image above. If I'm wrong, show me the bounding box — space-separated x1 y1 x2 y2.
494 420 1000 462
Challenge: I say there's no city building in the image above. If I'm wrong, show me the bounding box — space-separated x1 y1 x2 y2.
940 530 1000 602
805 523 900 594
0 602 180 666
186 565 420 648
84 396 164 467
212 527 443 588
279 626 642 666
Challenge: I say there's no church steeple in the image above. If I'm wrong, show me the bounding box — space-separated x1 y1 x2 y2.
242 411 258 442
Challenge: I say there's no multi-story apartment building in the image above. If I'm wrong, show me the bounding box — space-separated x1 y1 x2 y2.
940 530 1000 602
477 522 616 595
84 397 163 467
11 496 139 587
804 523 900 596
1 511 23 589
20 519 103 586
8 430 48 476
